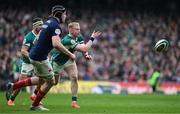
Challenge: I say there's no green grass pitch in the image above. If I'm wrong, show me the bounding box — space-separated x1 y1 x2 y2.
0 92 180 114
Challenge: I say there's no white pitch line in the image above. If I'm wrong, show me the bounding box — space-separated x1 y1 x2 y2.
0 111 180 114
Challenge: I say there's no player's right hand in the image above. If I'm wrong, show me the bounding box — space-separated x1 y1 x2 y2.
70 53 76 60
91 31 101 38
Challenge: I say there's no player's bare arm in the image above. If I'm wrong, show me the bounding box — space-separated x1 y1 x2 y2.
52 35 76 60
75 31 101 52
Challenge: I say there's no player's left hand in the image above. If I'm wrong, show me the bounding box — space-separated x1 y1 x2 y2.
91 31 102 38
85 54 92 61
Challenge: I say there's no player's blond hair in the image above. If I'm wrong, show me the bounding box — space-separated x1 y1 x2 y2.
68 22 80 29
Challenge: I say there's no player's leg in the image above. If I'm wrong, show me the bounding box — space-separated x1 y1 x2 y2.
54 73 61 85
52 60 64 85
64 61 80 108
152 85 156 92
6 63 37 104
30 59 54 111
8 63 34 102
6 76 40 100
32 78 53 103
7 89 20 106
30 78 44 105
7 74 28 106
31 78 44 96
30 63 44 102
30 58 60 106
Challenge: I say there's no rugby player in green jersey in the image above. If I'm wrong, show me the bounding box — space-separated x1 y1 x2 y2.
51 22 101 108
7 18 43 106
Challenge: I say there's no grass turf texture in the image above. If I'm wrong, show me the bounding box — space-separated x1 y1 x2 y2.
0 92 180 114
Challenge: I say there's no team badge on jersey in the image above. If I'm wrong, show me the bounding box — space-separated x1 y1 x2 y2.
71 40 76 44
55 29 61 35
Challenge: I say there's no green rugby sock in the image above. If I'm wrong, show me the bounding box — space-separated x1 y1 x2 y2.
10 96 16 101
72 96 77 101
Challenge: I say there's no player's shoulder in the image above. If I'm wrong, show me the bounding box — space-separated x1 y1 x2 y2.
45 18 62 35
77 34 84 40
77 34 84 44
62 34 72 43
63 34 71 39
62 35 76 45
25 31 33 37
25 31 34 40
45 17 59 28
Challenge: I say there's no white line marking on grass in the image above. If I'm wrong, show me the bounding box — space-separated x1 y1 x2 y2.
1 111 179 114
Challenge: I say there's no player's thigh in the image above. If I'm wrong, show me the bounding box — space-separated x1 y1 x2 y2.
30 59 54 80
64 61 78 78
52 61 64 82
52 61 64 76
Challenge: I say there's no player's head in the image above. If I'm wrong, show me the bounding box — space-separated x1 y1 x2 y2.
32 17 43 33
68 22 81 38
52 5 66 23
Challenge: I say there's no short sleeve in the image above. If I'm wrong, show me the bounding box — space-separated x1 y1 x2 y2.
23 36 31 47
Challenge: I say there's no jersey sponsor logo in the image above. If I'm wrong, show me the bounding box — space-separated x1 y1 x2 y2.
55 29 61 35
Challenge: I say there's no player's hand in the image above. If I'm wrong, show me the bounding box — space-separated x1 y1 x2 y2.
70 53 76 60
91 31 101 38
85 54 92 61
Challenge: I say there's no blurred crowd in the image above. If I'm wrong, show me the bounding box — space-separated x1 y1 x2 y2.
0 8 180 89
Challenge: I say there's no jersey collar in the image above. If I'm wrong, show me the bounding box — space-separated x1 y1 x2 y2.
68 34 77 40
32 31 38 37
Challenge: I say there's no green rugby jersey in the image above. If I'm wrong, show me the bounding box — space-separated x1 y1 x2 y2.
22 31 37 64
148 71 160 86
52 34 84 65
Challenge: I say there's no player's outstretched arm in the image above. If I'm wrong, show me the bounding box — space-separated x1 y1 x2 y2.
75 31 101 53
52 35 76 60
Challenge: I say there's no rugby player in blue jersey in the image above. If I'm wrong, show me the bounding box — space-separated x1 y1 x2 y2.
6 5 75 111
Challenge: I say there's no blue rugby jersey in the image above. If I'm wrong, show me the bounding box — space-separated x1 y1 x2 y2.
29 17 62 61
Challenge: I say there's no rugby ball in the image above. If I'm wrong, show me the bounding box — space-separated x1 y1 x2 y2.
154 39 169 52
